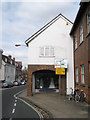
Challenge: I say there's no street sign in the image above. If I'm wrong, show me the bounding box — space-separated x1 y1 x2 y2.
56 68 65 75
54 59 67 68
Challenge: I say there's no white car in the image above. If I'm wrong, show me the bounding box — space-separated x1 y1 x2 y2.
2 82 8 88
21 80 26 85
13 81 19 86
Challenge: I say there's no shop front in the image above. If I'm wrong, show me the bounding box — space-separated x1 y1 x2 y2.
32 70 59 93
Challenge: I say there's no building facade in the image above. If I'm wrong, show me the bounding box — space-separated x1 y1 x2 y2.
15 61 22 81
2 55 16 82
22 67 28 81
26 14 74 96
0 49 4 82
70 2 90 103
0 49 3 69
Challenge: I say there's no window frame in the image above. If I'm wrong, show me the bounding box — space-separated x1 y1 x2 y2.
87 11 90 34
75 67 79 83
80 65 85 85
74 35 78 50
79 25 83 44
40 46 55 57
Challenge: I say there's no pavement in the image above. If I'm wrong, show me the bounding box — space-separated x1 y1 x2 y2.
18 89 89 119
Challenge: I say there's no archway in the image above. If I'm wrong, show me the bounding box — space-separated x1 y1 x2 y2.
32 70 59 92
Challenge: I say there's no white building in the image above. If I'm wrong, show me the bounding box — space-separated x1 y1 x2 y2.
0 55 16 82
25 14 74 96
0 49 4 82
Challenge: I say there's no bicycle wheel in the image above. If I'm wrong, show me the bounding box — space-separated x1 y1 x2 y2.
75 95 80 102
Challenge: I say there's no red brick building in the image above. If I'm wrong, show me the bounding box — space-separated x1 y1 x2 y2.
70 2 90 103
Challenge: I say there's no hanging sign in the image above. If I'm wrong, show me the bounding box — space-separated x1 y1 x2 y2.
56 68 65 75
54 59 68 68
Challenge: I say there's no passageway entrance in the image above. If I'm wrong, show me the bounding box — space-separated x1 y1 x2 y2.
33 70 59 92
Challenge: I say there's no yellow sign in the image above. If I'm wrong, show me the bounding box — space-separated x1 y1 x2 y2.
56 68 65 75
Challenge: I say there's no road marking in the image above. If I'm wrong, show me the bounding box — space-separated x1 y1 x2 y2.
14 90 43 120
12 109 15 114
15 99 17 102
9 118 12 120
15 97 17 99
14 103 16 106
18 97 43 120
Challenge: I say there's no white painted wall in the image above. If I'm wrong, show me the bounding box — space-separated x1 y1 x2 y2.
5 64 15 82
0 61 5 81
28 16 74 94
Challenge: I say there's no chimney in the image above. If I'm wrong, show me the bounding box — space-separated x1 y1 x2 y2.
8 55 12 63
13 57 15 65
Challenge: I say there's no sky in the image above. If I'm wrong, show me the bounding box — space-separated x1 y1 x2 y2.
0 0 80 68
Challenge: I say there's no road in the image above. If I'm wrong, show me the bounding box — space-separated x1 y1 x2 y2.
1 85 40 119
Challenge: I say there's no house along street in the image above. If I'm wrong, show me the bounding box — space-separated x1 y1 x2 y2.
1 85 40 119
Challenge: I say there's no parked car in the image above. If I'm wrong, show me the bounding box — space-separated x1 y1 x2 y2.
1 80 8 88
2 80 13 88
6 80 13 87
21 80 26 85
13 81 19 86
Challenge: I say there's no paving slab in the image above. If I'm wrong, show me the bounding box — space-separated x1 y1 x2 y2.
18 90 89 118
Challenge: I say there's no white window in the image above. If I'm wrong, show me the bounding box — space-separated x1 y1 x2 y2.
80 26 83 44
11 60 12 64
87 11 90 34
81 65 84 85
50 47 54 56
5 58 7 62
74 35 77 49
76 67 79 83
40 46 54 57
40 47 44 56
45 47 49 56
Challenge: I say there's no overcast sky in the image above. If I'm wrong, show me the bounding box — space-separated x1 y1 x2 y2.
0 0 80 68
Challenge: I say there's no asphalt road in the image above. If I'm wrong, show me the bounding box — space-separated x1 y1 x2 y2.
1 85 40 119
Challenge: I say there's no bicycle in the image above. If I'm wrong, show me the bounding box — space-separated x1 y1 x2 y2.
68 88 73 101
68 88 86 103
74 89 86 103
79 90 86 102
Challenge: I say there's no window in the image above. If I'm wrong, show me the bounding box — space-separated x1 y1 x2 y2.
5 58 7 62
40 46 54 57
80 26 83 44
50 47 54 56
40 47 44 56
87 11 90 34
76 67 79 83
74 35 77 49
11 60 12 64
45 47 49 56
81 65 84 85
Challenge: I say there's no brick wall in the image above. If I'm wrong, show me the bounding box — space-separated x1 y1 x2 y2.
74 5 90 103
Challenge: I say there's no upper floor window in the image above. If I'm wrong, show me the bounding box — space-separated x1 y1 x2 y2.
76 67 79 83
11 60 12 64
5 58 7 62
87 11 90 34
74 35 77 49
81 65 84 85
80 26 83 44
40 47 44 56
40 46 54 57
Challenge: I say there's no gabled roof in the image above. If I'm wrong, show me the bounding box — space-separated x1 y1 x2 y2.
70 2 90 35
25 13 73 45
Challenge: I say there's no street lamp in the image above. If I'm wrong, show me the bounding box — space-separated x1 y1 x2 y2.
15 44 27 47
